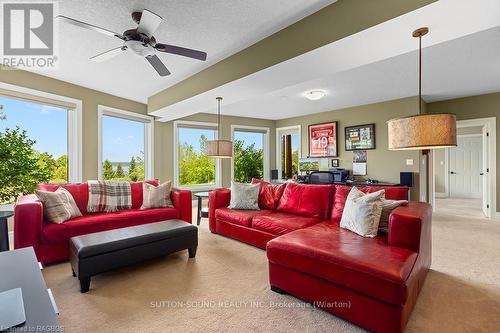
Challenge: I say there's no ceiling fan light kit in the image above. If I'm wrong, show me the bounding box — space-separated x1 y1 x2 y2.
57 9 207 77
388 27 457 151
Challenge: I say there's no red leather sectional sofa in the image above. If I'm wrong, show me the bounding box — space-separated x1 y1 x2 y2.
209 180 431 333
14 181 192 265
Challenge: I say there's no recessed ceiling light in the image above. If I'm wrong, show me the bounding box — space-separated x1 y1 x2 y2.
303 90 327 101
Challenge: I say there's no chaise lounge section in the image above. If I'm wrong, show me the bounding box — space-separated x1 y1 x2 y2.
209 180 430 333
14 181 192 265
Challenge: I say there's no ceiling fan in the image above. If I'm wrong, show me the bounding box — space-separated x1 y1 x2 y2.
57 9 207 77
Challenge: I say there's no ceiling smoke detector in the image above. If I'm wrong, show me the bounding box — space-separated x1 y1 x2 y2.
303 89 327 101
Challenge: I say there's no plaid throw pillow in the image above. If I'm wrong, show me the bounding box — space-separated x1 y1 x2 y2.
87 180 132 213
35 188 82 223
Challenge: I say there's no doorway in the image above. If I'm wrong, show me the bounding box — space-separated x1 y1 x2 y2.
432 117 496 218
276 125 301 180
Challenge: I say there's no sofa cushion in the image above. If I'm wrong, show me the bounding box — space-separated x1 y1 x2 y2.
215 208 272 227
37 183 89 215
38 180 161 214
331 185 409 223
140 181 173 209
340 187 384 238
277 183 334 219
363 186 409 200
379 199 408 234
266 223 417 305
251 178 286 210
130 180 159 209
228 181 260 210
252 212 322 236
35 188 82 224
41 207 178 244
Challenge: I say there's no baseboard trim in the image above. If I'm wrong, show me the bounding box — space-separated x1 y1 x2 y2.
435 192 448 198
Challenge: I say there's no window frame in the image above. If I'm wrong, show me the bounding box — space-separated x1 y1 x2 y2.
231 124 271 182
97 105 154 181
173 120 221 191
276 125 302 179
0 82 83 182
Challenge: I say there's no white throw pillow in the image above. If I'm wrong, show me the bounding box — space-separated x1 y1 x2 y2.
229 181 260 210
35 188 82 224
340 187 385 238
378 199 408 234
141 181 173 209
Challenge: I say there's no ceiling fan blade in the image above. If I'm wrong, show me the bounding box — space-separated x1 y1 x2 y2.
146 55 170 76
57 15 124 40
137 9 162 37
154 43 207 61
90 46 126 62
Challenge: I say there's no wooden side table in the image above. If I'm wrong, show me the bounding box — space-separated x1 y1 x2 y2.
194 192 209 226
0 210 14 252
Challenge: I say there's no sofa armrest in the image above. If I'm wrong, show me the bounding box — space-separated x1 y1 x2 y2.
170 188 192 223
14 194 44 259
208 189 231 233
388 202 432 254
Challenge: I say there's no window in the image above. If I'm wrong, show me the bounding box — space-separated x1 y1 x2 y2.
0 96 68 182
231 125 270 183
174 121 220 189
98 106 153 181
276 126 301 179
0 83 81 203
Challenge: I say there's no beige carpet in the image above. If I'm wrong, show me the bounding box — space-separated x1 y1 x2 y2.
41 199 500 332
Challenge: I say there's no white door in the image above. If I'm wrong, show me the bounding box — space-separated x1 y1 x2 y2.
449 136 483 199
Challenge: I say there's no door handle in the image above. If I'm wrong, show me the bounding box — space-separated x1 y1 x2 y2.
480 173 484 176
450 171 456 174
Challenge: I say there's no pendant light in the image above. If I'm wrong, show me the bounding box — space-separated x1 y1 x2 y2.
387 27 457 151
206 97 233 158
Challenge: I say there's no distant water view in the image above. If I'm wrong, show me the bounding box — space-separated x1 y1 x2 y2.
110 162 131 173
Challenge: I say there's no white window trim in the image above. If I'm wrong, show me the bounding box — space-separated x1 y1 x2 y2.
276 125 301 179
173 120 221 191
97 105 154 180
0 82 82 182
231 124 271 182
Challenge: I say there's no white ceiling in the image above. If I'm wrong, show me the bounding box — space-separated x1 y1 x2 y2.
221 25 500 120
29 0 336 103
151 0 500 121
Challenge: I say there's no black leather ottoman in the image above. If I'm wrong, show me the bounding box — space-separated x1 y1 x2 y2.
69 220 197 293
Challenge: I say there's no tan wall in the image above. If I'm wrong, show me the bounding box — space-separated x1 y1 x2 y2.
427 91 500 209
434 149 447 194
155 113 276 189
0 68 147 181
275 97 422 200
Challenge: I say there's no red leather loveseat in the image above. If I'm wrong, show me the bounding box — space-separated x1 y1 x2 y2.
209 180 431 333
14 181 192 265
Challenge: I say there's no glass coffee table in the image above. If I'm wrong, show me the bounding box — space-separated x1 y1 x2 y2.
194 192 209 226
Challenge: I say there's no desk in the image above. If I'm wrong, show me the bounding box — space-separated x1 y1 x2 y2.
0 248 60 331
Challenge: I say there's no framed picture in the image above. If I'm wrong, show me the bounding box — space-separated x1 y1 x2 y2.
331 159 339 168
345 124 376 151
308 122 338 157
